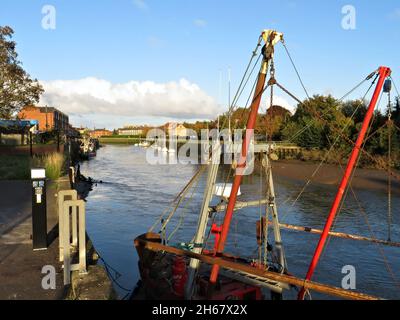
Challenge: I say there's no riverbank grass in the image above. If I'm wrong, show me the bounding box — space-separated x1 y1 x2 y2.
33 153 65 180
0 152 65 180
0 155 31 180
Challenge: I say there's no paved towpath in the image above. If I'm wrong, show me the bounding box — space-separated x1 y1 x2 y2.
0 179 68 299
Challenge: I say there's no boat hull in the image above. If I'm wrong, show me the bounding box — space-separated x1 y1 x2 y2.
134 233 263 300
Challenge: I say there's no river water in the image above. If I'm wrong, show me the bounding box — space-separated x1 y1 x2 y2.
80 144 400 300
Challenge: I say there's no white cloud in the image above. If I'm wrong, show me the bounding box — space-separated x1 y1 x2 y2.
133 0 148 10
39 77 220 121
193 19 207 28
262 95 295 114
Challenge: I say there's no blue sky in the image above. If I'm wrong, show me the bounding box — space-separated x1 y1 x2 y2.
1 0 399 129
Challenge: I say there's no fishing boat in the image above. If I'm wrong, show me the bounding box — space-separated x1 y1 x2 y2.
134 29 398 300
79 137 98 160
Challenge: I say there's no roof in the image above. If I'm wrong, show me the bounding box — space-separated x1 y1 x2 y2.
0 119 38 134
21 106 69 117
118 127 144 131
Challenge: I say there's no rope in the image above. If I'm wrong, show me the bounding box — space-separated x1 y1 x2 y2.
338 70 378 101
149 165 205 233
319 114 375 265
232 54 262 116
98 256 135 300
152 35 263 238
167 169 204 242
221 36 263 129
313 110 400 290
277 75 377 221
346 134 400 290
390 76 400 98
281 40 310 99
273 72 378 146
288 82 400 184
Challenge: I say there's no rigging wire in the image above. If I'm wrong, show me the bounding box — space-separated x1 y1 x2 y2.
232 54 262 115
319 109 378 265
314 89 400 290
390 76 400 98
271 72 378 146
149 165 206 233
344 131 400 290
277 75 378 221
338 70 378 101
281 40 310 99
223 36 263 124
167 169 203 242
153 35 264 236
280 72 400 184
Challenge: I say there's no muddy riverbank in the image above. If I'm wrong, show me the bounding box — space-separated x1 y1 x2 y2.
272 159 400 195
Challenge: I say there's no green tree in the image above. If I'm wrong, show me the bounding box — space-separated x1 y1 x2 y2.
393 96 400 127
0 26 43 119
282 95 349 149
341 99 367 124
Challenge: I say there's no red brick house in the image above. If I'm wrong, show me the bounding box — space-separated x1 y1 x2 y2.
90 129 113 138
18 105 69 133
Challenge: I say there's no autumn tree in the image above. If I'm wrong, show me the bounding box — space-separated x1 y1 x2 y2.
0 26 43 119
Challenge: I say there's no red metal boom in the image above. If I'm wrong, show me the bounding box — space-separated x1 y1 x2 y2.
298 66 392 300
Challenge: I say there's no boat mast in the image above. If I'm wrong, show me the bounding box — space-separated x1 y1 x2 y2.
263 151 286 272
185 141 221 299
298 66 392 300
209 30 283 287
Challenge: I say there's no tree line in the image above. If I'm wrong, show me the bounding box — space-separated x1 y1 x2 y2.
184 95 400 168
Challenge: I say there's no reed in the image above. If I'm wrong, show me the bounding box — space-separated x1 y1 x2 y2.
32 152 65 180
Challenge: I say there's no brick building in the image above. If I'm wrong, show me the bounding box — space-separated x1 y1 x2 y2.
90 129 113 138
18 105 69 133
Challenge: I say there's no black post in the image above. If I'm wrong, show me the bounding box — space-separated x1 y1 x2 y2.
30 131 33 158
31 169 48 251
57 130 60 152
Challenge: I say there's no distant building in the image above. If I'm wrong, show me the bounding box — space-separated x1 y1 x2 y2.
18 105 69 132
118 126 144 136
90 129 113 138
165 122 188 137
